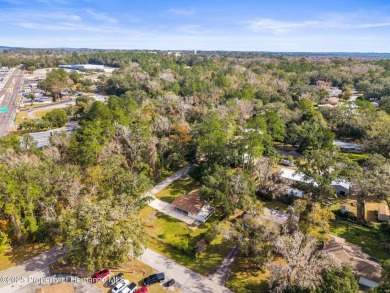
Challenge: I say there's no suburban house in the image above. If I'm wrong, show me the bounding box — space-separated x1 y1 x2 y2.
333 140 363 154
324 235 383 289
378 203 390 222
171 190 214 223
280 168 318 186
280 168 350 195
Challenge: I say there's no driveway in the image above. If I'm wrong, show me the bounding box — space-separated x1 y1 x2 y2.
146 164 196 225
148 199 195 225
151 164 192 194
139 249 233 293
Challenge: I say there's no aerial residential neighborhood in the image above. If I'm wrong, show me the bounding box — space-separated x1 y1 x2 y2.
0 1 389 293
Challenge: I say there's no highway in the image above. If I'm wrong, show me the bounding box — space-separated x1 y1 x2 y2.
0 67 24 137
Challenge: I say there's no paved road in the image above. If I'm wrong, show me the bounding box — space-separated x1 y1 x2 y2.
22 99 75 119
139 249 233 293
0 67 24 136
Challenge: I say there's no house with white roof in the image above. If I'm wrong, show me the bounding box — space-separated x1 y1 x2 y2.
280 168 350 195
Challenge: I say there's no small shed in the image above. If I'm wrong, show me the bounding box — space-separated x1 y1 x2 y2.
378 204 390 222
331 180 350 196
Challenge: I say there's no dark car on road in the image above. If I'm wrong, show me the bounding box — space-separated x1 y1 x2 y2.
107 272 124 287
142 272 165 286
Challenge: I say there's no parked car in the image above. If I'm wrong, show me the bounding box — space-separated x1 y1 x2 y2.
280 159 294 166
91 269 110 283
165 279 175 287
107 272 124 287
112 279 130 293
142 272 165 286
121 282 137 293
135 287 148 293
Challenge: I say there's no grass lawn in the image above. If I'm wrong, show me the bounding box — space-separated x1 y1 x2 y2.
329 196 358 216
0 243 53 271
226 254 269 293
154 176 200 203
29 108 55 118
261 200 290 213
330 220 390 261
140 206 234 276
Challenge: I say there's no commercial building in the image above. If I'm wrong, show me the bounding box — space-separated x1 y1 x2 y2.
59 64 105 71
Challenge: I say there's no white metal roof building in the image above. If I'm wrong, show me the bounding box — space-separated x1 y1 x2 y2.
333 140 363 154
280 168 350 195
59 64 105 71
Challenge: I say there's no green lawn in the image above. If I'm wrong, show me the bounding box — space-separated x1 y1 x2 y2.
140 206 233 276
261 200 290 213
330 220 390 261
154 176 200 203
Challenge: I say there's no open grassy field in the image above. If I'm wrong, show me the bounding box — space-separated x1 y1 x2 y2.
140 205 234 276
0 243 53 271
329 220 390 261
154 176 200 203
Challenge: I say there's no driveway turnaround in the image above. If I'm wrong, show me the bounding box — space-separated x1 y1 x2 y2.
139 249 233 293
148 198 195 225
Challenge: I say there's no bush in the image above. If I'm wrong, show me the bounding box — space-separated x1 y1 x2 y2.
43 109 68 128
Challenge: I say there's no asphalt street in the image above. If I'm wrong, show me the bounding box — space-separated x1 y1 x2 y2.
0 67 24 137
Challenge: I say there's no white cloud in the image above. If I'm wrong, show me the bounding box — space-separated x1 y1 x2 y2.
246 19 320 33
86 9 118 24
245 14 390 34
168 8 195 16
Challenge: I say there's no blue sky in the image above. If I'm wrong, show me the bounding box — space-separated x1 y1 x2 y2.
1 0 390 52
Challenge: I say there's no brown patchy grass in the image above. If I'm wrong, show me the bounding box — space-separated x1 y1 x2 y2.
0 243 53 271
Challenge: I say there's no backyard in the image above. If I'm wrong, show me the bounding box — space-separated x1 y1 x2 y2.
329 219 390 261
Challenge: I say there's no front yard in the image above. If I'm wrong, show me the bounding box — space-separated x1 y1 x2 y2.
226 254 269 293
0 243 53 271
140 205 234 276
154 176 200 203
